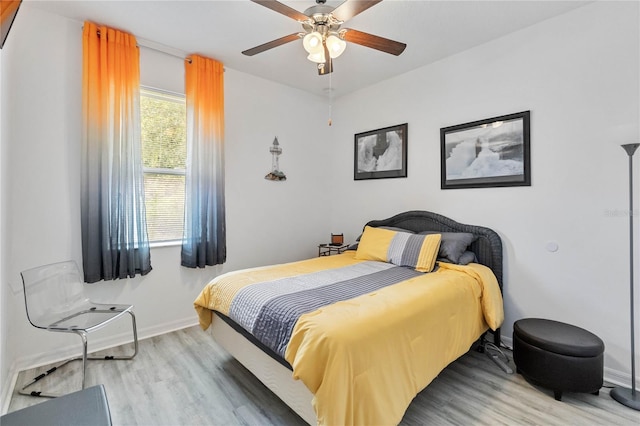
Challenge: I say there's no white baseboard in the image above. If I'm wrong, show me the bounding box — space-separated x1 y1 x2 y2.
0 317 198 413
1 360 19 415
604 367 640 389
500 335 513 349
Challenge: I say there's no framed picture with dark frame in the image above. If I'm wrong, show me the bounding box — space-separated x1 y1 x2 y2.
354 123 408 180
440 111 530 189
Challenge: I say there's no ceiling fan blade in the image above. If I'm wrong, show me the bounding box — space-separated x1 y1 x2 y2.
342 28 406 56
331 0 382 22
242 33 302 56
251 0 310 23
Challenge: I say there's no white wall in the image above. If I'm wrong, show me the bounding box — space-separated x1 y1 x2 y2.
0 4 330 405
2 0 639 408
0 47 10 408
329 1 639 386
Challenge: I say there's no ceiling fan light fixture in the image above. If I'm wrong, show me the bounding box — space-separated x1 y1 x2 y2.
303 31 323 54
318 60 333 76
243 0 407 76
307 51 326 63
326 34 346 59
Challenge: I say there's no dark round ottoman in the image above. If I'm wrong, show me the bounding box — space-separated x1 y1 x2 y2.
513 318 604 401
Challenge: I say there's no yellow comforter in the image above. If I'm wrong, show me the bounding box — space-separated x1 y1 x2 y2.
194 252 503 425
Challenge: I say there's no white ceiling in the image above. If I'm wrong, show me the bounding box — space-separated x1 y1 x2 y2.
25 0 590 98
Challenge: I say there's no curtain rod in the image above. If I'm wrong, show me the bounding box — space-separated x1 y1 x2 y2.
90 28 226 68
137 37 192 64
138 39 225 69
90 29 192 63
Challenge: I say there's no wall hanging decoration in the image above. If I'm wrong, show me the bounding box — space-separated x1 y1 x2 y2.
440 111 531 189
265 136 286 181
354 123 408 180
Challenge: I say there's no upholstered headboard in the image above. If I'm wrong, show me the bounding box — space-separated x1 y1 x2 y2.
364 210 503 290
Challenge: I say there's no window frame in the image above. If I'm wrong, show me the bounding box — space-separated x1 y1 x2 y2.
140 86 187 247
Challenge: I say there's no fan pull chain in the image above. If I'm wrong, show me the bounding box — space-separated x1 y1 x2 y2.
328 57 333 126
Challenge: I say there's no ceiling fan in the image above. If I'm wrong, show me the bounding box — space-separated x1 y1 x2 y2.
242 0 406 75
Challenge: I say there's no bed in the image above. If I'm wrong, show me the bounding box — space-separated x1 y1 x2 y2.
194 210 504 425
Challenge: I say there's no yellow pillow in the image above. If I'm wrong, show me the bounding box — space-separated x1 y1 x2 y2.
355 226 442 273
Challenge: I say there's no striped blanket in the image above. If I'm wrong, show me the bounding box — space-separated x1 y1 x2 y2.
230 260 421 357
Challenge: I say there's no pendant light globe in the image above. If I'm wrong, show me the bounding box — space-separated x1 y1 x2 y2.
326 34 346 59
303 32 323 54
307 51 326 63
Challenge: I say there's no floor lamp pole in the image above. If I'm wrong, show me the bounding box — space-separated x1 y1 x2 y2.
611 142 640 410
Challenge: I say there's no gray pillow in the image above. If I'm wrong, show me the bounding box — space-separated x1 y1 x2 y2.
419 231 477 264
457 250 477 265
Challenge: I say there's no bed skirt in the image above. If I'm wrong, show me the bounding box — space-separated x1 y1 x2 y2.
210 317 316 424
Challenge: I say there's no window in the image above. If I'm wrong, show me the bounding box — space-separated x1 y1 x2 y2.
140 88 187 243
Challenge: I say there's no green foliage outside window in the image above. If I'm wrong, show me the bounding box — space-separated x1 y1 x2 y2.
140 88 187 242
141 91 187 169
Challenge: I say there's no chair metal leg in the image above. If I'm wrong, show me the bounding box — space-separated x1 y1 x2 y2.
17 358 78 398
131 311 138 357
79 331 88 390
86 311 138 361
19 311 138 398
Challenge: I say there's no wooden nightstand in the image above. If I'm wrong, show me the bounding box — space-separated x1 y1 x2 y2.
318 243 350 256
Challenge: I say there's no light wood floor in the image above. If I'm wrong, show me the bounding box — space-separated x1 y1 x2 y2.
8 326 639 425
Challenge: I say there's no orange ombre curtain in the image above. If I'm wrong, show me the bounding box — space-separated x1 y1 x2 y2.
0 0 20 22
0 0 21 48
81 21 151 282
181 54 226 268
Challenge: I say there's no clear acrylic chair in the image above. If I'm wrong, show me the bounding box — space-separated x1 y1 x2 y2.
20 260 138 397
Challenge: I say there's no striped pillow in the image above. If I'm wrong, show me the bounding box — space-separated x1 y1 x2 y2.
355 226 442 273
